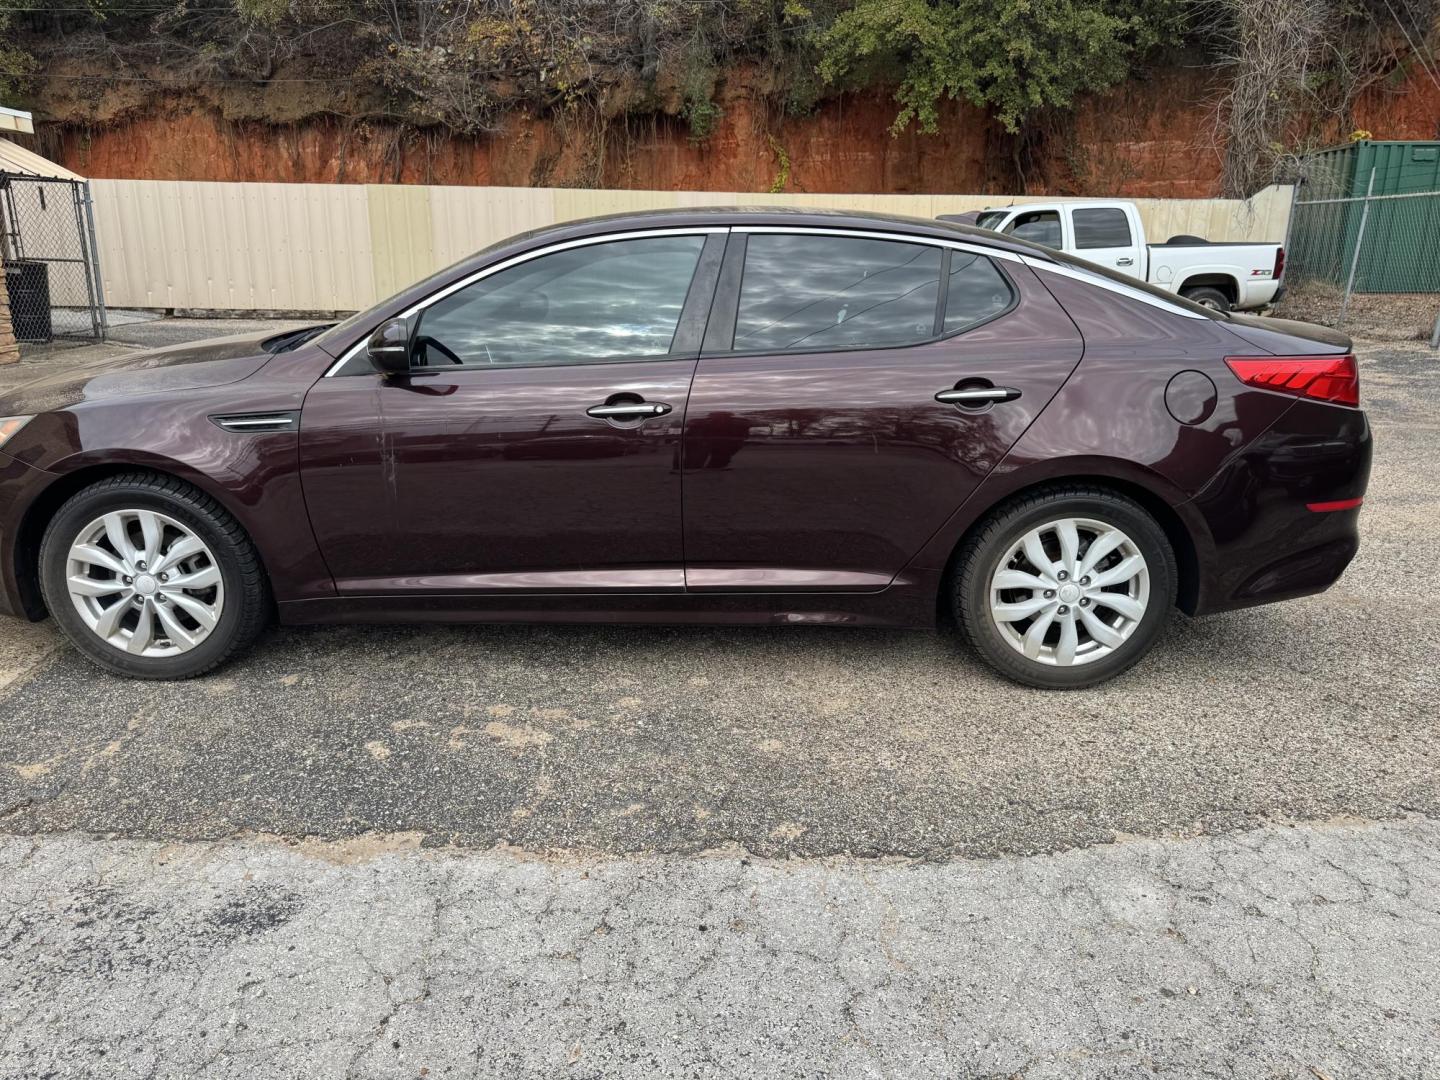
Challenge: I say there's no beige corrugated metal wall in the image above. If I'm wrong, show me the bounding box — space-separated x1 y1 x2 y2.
88 180 1294 312
90 181 374 310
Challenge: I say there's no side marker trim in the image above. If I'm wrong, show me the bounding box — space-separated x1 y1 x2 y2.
1306 497 1363 512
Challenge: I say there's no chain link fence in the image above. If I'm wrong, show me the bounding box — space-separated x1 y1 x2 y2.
0 173 107 344
1280 150 1440 342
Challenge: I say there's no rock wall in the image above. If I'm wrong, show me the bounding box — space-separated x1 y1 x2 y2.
31 62 1440 197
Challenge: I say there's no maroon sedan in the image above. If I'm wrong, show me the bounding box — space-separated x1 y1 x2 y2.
0 209 1370 687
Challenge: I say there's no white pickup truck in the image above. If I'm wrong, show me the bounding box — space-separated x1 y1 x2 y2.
941 200 1285 312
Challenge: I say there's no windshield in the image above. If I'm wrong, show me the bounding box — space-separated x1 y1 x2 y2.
312 231 528 352
952 215 1226 321
312 307 374 350
313 256 475 351
964 209 1222 319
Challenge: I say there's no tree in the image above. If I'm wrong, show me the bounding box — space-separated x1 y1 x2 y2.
1201 0 1440 195
814 0 1183 134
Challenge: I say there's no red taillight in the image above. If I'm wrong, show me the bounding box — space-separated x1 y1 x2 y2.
1273 246 1285 280
1225 354 1359 407
1307 497 1363 512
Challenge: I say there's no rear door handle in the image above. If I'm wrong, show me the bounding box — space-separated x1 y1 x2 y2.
935 387 1022 406
586 401 672 419
1116 257 1135 266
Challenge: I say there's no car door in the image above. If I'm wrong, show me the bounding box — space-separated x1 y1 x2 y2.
680 229 1084 591
299 230 724 594
1068 206 1143 279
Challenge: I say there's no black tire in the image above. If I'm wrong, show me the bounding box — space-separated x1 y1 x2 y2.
1165 234 1208 245
38 472 271 679
1180 285 1231 312
953 486 1177 690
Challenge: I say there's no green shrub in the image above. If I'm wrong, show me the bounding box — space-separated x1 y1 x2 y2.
814 0 1183 134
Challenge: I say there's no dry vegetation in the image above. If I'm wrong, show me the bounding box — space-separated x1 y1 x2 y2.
1274 282 1440 340
1200 0 1440 194
0 0 1436 195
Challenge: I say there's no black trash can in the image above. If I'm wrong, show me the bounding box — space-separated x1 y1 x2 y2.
3 259 52 343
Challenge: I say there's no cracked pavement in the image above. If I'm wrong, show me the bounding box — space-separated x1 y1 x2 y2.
1 325 1438 1076
3 821 1438 1079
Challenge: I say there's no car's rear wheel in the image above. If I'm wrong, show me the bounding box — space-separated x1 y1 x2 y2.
39 473 270 679
1180 285 1231 312
954 487 1177 689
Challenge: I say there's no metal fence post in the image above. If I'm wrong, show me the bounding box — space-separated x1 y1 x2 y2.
1430 308 1440 349
1338 168 1375 328
69 180 101 341
1280 175 1300 258
80 181 107 339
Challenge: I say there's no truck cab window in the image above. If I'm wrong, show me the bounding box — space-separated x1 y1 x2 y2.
1004 211 1062 249
1072 208 1134 249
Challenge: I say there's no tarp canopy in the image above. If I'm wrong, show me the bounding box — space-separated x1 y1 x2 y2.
0 138 85 181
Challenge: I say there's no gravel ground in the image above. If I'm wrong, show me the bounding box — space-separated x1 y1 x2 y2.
1273 284 1440 342
1 320 1437 1076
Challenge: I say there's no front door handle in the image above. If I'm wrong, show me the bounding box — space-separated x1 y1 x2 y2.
586 401 672 419
935 387 1022 406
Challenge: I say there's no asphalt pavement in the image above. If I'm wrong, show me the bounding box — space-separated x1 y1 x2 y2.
1 320 1437 1077
4 819 1438 1079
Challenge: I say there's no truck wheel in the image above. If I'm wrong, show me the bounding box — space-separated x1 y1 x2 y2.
1181 286 1231 312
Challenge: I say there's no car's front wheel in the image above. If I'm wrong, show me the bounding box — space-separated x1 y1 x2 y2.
39 472 270 678
954 487 1177 689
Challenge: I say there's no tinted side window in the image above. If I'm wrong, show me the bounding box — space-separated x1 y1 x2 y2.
943 253 1015 334
734 234 942 352
1072 208 1134 249
413 235 705 367
1005 211 1062 249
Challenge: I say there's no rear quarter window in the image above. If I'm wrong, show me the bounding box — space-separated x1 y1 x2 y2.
943 253 1015 334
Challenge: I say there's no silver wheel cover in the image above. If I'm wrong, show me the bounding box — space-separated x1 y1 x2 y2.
65 509 225 657
988 517 1149 667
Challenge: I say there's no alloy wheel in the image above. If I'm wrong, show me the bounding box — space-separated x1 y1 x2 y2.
988 517 1150 667
65 509 225 657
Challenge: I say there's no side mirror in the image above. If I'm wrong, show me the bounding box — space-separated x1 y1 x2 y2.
367 317 412 374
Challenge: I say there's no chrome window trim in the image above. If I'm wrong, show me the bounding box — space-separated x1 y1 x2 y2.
1018 255 1209 320
324 226 728 377
321 222 1093 377
733 224 1024 264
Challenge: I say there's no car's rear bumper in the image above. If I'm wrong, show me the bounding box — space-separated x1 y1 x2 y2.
1188 398 1371 615
1204 526 1361 614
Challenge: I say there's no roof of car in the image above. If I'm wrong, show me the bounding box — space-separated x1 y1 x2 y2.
977 199 1131 211
486 205 1056 262
339 205 1065 350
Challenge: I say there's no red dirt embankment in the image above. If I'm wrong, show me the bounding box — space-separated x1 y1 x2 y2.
30 62 1440 196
